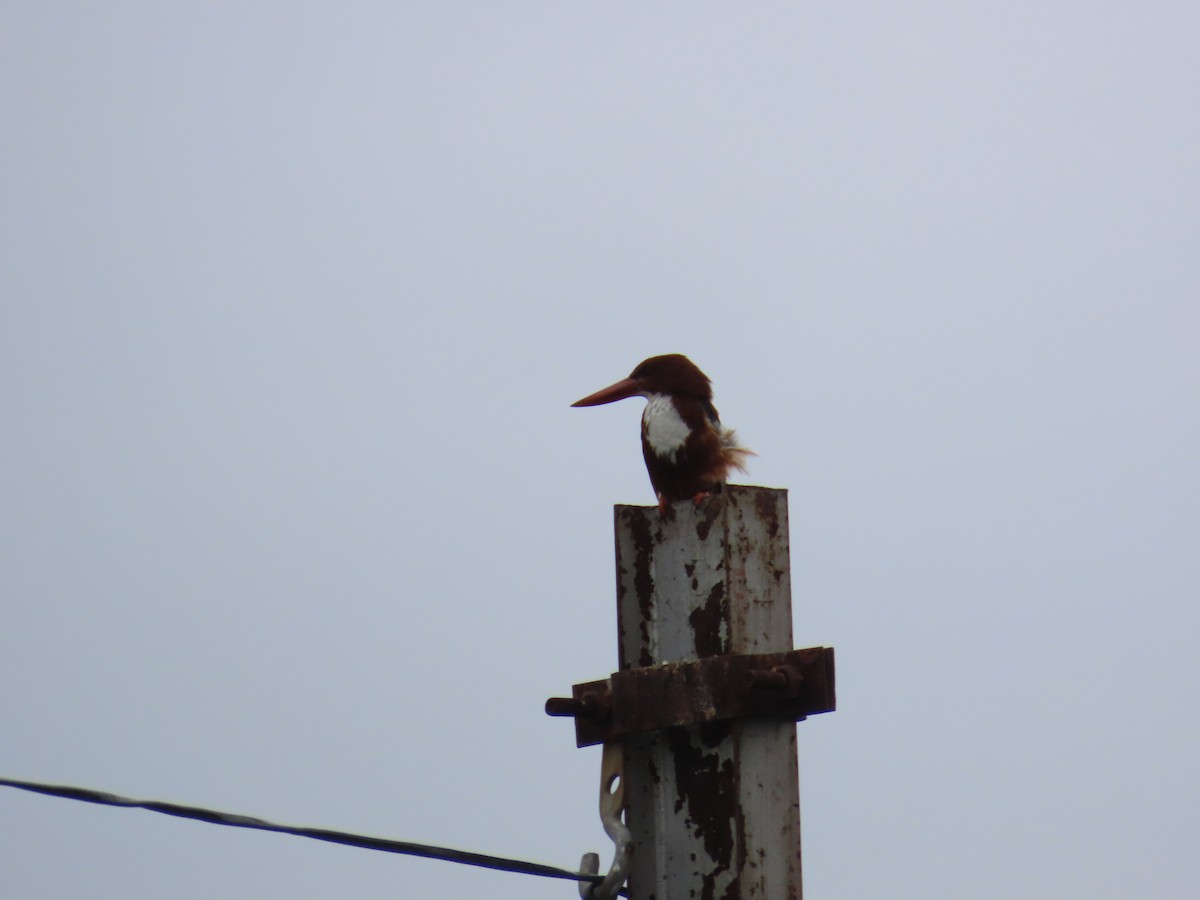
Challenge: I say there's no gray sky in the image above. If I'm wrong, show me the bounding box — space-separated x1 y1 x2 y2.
3 4 1197 898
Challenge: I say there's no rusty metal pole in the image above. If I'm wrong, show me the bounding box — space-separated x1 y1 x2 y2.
615 485 802 900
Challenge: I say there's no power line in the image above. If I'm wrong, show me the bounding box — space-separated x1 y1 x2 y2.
1 777 616 891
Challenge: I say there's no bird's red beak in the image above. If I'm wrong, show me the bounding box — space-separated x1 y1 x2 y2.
571 377 643 407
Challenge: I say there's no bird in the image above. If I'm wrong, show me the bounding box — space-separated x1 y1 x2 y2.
572 354 753 515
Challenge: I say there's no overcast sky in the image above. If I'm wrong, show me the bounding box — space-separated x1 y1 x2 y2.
3 4 1197 899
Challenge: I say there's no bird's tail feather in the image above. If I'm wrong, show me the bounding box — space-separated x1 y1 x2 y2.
720 428 755 474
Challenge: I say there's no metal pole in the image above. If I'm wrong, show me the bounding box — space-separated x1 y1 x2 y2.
614 485 803 900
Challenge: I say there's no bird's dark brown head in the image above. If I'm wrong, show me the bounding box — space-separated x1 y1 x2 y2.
627 354 712 400
571 354 713 408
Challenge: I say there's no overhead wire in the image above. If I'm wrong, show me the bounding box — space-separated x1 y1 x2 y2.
0 777 619 892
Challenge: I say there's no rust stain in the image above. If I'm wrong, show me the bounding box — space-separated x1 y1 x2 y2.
694 493 722 542
688 581 729 658
752 488 780 539
733 741 750 890
665 727 739 900
698 720 732 748
627 509 657 669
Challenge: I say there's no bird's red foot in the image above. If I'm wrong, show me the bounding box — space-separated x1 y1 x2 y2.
657 494 675 519
692 491 712 507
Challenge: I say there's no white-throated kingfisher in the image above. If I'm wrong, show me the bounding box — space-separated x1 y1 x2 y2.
572 354 753 515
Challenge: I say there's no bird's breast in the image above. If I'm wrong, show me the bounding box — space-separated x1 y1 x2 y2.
642 393 693 461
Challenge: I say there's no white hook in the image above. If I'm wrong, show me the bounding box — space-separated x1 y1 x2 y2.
578 742 630 899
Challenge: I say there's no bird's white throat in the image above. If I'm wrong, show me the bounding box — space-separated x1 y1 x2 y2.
642 393 691 460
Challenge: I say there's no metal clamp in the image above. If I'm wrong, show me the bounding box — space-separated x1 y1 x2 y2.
547 647 836 747
577 741 630 899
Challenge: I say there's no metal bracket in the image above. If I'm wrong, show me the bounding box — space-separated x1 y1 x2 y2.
577 742 630 900
547 646 835 748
